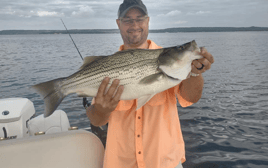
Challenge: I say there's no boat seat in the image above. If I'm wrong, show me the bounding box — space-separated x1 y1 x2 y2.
0 130 104 168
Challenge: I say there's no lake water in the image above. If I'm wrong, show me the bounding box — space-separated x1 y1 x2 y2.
1 32 268 168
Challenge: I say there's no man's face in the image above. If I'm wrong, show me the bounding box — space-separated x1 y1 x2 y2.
117 8 149 48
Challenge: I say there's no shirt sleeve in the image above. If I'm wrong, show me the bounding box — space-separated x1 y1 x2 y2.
174 84 193 107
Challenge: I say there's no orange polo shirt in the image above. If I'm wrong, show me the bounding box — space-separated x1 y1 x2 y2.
102 40 193 168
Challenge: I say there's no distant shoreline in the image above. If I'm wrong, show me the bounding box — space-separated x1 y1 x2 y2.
1 27 267 35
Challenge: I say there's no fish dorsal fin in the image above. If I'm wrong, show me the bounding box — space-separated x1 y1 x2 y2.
79 56 106 70
136 94 156 110
139 73 163 85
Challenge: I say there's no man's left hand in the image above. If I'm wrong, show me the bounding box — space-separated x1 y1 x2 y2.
191 47 214 74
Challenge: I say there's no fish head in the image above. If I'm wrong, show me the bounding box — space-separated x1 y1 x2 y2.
158 40 203 80
173 40 202 61
178 40 200 52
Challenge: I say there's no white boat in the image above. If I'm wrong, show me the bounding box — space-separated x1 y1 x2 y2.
0 98 104 168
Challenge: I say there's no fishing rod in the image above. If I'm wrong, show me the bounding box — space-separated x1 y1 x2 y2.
60 18 84 61
60 19 89 108
60 19 107 146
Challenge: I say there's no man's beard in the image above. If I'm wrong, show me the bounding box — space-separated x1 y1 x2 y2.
125 28 148 46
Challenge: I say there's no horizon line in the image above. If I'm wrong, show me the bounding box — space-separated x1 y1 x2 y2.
1 26 267 31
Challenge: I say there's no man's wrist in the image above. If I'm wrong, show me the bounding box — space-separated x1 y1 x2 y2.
189 72 200 77
86 104 111 126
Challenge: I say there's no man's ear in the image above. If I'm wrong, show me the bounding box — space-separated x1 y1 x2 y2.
116 19 120 29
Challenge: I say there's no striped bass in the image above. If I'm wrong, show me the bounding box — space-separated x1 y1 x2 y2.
32 40 202 117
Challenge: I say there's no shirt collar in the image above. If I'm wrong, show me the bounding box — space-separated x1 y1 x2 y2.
119 40 157 51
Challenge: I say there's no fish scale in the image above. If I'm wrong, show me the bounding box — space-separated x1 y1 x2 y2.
63 58 159 92
63 51 160 88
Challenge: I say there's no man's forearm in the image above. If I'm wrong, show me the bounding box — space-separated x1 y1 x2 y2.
180 74 204 103
86 105 110 127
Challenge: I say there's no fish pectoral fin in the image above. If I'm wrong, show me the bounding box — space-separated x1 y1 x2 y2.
139 73 163 85
79 56 106 70
136 94 156 110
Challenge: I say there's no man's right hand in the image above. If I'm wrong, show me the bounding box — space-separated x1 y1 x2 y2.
94 77 124 115
86 77 124 126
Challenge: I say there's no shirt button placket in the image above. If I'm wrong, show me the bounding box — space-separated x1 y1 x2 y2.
135 108 144 167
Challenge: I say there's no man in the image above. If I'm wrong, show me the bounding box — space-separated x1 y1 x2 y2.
86 0 214 167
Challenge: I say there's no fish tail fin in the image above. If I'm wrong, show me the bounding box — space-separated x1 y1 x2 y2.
32 78 66 117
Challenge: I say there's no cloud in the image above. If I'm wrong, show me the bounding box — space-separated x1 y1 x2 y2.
71 6 94 17
0 0 268 30
157 10 182 17
36 11 64 17
187 11 211 15
166 10 182 16
52 1 71 5
2 9 64 18
3 10 16 15
174 20 188 24
196 11 211 14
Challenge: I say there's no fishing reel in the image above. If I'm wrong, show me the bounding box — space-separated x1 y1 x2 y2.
83 98 108 148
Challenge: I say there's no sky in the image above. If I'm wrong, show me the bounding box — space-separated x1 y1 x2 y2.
0 0 267 30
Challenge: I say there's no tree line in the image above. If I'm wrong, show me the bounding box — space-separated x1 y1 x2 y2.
1 27 267 35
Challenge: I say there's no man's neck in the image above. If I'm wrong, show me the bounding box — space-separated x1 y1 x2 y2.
123 41 149 50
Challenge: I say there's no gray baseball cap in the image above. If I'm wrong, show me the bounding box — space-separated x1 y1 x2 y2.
118 0 148 18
